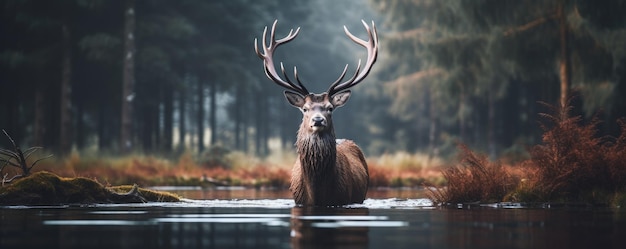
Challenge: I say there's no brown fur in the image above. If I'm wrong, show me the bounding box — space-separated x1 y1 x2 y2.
289 94 369 206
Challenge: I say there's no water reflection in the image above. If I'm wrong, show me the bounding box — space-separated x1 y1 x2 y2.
149 211 291 248
2 190 626 249
160 186 292 200
290 207 370 249
435 208 626 249
160 187 427 200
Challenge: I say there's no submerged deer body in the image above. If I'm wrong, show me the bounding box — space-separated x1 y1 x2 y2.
255 20 378 206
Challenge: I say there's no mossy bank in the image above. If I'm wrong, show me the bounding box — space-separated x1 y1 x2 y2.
0 171 180 205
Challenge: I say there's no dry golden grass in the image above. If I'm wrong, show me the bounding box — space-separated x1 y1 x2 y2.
15 148 443 190
367 152 445 187
32 151 293 188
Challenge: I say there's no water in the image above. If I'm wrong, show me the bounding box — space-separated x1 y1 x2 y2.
2 188 626 249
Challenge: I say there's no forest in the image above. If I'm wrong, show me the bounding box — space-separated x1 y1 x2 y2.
2 0 626 163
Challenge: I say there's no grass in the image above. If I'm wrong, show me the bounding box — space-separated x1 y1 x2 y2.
368 152 445 187
29 152 293 188
2 147 444 191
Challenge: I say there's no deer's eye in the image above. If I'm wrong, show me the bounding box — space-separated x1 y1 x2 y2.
302 108 308 113
327 107 334 112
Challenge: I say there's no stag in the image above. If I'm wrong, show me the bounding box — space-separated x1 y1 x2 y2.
255 20 378 206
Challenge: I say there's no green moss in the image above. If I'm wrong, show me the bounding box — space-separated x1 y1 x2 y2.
0 171 180 205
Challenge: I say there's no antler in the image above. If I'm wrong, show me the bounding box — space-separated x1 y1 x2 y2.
327 20 378 96
254 20 309 96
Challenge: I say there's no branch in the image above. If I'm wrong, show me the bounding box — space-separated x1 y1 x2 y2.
28 154 53 171
1 173 23 186
110 184 147 203
22 147 43 159
0 130 52 181
15 147 28 175
2 129 18 152
388 27 428 40
0 160 8 172
0 159 19 168
503 13 557 37
0 148 19 159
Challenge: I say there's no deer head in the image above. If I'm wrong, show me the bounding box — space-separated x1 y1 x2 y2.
254 20 378 136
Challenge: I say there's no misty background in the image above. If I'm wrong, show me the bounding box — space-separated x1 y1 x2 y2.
1 0 625 161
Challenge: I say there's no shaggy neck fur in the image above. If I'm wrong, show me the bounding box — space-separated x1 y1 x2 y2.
296 123 337 204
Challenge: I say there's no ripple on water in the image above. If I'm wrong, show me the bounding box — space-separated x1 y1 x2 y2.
2 198 433 210
173 198 433 209
356 198 434 209
35 198 432 230
180 198 296 208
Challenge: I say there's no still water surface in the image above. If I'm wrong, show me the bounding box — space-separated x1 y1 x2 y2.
1 188 626 249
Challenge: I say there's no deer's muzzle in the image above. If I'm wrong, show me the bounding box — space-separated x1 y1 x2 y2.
310 115 327 131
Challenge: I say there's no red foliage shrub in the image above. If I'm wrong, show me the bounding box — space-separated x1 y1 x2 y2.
527 104 614 201
605 119 626 191
427 144 514 204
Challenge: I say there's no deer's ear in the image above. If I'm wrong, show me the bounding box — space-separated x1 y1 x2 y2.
284 91 306 108
330 90 351 108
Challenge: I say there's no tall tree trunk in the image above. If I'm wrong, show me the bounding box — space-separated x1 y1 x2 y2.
487 88 497 159
242 88 249 153
242 119 249 153
2 84 19 145
427 86 438 160
557 0 571 109
196 79 205 153
59 24 72 155
255 91 265 156
141 105 154 152
209 82 217 146
33 89 45 146
97 99 106 150
163 84 173 152
234 86 242 150
255 99 261 156
76 100 84 150
120 0 135 153
261 97 269 155
458 81 466 143
279 102 291 149
153 103 160 151
177 88 186 151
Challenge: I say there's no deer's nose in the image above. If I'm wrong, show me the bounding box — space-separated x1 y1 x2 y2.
312 116 325 126
312 116 324 123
